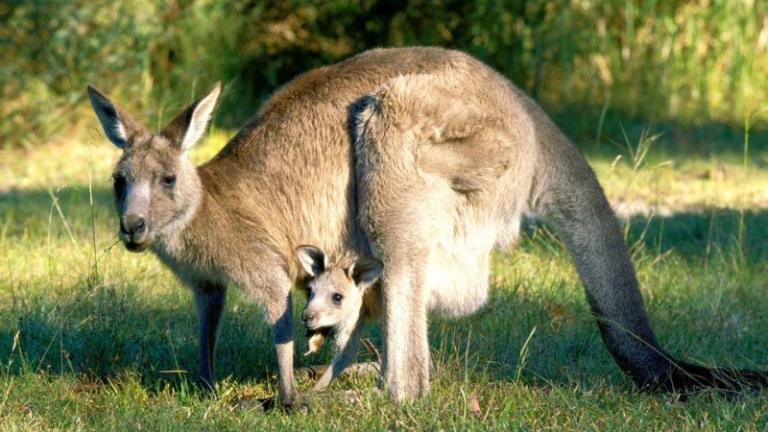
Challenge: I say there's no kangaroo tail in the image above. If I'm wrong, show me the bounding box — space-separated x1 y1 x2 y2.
527 107 768 393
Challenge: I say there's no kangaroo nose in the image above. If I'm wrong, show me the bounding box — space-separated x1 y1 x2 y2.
122 214 147 235
302 310 316 323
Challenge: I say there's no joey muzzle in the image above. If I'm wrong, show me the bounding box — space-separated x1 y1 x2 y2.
302 309 318 328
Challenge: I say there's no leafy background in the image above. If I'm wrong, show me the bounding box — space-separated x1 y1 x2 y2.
2 0 767 148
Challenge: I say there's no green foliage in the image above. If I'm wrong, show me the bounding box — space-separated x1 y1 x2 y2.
1 1 158 147
2 0 767 148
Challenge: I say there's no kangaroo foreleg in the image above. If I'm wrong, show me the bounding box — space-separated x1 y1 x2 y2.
193 282 227 390
264 288 298 406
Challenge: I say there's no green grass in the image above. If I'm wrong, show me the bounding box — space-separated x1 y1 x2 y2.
2 128 768 430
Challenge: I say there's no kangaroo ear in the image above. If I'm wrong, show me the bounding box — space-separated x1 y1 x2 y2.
295 245 327 277
161 82 221 151
348 257 382 291
87 85 146 149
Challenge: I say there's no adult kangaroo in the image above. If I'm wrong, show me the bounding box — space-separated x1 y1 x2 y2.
88 47 765 404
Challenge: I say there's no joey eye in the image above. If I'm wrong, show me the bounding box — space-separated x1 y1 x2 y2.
331 293 343 305
161 174 176 188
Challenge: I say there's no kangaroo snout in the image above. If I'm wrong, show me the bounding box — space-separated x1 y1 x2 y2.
121 214 147 235
120 213 150 251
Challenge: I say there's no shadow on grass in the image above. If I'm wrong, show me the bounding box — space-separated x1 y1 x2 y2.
622 208 768 262
0 186 115 238
2 185 768 395
551 108 768 163
0 282 295 393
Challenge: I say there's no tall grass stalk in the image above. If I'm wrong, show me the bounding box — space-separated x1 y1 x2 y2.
736 107 768 269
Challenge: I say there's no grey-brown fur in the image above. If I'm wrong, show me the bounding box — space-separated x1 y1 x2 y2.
88 47 766 405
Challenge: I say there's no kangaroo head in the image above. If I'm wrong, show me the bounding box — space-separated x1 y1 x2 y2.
296 245 382 333
86 83 220 252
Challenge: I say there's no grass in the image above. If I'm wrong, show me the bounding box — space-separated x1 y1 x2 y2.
2 125 768 430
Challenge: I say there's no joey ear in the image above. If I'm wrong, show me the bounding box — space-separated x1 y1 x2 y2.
347 257 382 290
161 82 221 151
87 85 145 149
295 245 327 277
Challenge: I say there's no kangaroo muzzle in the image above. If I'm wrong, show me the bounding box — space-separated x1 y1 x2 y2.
119 182 152 251
120 213 149 250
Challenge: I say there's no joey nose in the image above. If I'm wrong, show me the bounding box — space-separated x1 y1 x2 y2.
302 310 316 324
122 214 147 235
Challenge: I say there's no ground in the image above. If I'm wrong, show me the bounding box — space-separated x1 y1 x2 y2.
1 127 768 430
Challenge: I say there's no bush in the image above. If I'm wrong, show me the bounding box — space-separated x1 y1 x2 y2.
2 0 767 148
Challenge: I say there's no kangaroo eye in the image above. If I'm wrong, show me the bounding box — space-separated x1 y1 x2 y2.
112 173 127 197
331 293 343 305
161 174 176 188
